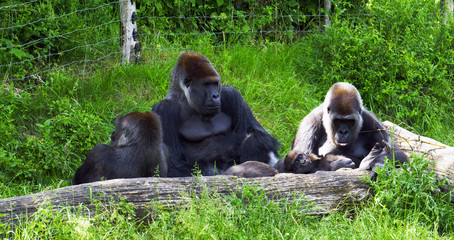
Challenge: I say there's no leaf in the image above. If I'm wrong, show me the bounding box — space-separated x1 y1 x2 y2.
10 48 33 60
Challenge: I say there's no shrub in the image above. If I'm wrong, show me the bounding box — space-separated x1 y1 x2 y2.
295 0 454 136
367 155 454 235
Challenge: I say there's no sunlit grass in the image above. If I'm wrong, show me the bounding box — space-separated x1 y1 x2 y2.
1 42 453 238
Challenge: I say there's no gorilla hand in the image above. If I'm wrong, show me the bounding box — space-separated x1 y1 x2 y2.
358 142 387 171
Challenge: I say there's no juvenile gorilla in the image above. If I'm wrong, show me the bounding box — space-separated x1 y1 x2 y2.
72 112 169 184
274 150 355 174
152 51 280 177
221 151 355 178
222 161 278 178
291 82 407 169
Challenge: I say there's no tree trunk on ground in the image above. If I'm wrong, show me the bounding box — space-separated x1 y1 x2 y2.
0 170 371 225
383 121 454 182
1 122 453 225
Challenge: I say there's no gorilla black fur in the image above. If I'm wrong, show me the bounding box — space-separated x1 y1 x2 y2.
72 112 169 184
152 51 280 177
222 161 278 178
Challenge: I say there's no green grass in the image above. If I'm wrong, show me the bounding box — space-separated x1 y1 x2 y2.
3 159 453 239
1 43 453 238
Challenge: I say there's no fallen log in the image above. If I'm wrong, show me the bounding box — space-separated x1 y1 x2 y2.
0 170 371 225
383 121 454 181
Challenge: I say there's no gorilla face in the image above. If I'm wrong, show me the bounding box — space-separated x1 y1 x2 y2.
322 82 364 149
176 56 222 120
283 150 317 174
185 75 221 119
331 116 358 147
291 153 316 173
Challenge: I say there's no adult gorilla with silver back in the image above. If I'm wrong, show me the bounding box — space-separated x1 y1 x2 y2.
292 82 407 169
152 52 280 177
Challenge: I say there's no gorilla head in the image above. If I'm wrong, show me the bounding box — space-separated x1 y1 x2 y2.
169 52 221 119
282 150 317 173
110 112 162 148
322 82 363 149
73 112 169 185
276 150 355 173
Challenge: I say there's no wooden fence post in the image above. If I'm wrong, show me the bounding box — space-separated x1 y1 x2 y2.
324 0 331 27
120 0 141 64
442 0 453 24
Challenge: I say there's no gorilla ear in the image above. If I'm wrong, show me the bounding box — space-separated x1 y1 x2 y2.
327 107 331 114
183 77 191 87
110 131 116 142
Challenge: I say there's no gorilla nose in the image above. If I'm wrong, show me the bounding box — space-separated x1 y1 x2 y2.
339 128 349 134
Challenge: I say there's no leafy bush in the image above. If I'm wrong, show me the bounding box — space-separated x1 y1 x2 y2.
295 0 454 136
136 0 323 46
0 82 112 184
0 0 119 82
367 155 454 235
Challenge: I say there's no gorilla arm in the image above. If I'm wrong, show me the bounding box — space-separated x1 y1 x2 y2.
152 98 194 177
292 105 326 155
220 86 281 165
358 110 408 166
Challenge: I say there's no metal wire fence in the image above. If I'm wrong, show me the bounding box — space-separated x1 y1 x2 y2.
0 0 345 86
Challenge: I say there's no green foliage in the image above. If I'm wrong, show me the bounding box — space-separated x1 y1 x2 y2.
295 0 454 138
367 156 454 236
4 175 452 239
1 197 140 239
0 87 109 184
145 183 317 239
137 0 324 47
0 0 119 82
1 0 454 238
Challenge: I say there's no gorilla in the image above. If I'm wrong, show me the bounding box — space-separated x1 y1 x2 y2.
274 150 356 174
222 150 356 178
152 51 280 177
72 112 169 184
222 161 279 178
291 82 407 169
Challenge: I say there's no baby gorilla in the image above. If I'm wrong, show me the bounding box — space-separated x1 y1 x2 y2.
222 161 278 178
274 150 356 174
72 112 169 184
222 151 356 178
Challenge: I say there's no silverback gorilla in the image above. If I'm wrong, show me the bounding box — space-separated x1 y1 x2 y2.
72 112 169 184
291 82 407 169
152 51 280 177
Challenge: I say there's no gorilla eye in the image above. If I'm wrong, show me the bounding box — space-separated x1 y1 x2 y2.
183 77 191 87
296 154 303 161
346 119 356 126
327 107 331 113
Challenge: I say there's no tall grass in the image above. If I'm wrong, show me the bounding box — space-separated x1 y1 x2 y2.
3 157 453 239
